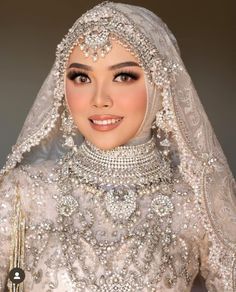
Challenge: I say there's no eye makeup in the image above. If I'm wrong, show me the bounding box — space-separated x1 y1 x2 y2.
113 70 140 81
67 70 89 81
66 69 140 83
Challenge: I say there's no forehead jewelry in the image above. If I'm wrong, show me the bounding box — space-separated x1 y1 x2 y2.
78 26 113 62
55 3 183 84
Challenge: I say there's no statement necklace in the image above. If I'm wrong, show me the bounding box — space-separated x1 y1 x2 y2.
55 135 174 224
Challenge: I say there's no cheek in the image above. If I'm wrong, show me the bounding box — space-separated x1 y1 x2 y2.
135 86 147 112
116 84 146 116
65 83 90 114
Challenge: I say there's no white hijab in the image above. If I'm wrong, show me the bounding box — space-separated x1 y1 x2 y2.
126 77 162 145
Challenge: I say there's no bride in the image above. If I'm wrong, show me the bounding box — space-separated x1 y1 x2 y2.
0 2 235 291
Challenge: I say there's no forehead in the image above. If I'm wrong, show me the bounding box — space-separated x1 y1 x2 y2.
67 39 139 68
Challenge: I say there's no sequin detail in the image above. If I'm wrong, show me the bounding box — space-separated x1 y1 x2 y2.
54 135 173 223
151 194 174 217
57 195 79 217
104 188 137 221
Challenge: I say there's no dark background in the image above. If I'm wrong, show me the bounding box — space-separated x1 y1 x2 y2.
0 0 235 176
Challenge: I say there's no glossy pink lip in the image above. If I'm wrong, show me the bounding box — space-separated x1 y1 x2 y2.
88 115 124 132
88 115 123 120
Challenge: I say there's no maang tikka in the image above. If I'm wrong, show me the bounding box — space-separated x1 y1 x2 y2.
61 101 77 149
78 27 113 62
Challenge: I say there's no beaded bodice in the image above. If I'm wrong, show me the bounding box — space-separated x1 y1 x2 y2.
0 158 233 292
2 138 205 291
0 1 235 291
0 134 234 292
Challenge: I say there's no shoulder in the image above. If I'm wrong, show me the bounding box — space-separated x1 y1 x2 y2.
171 172 205 240
18 159 57 179
1 160 58 220
1 159 57 185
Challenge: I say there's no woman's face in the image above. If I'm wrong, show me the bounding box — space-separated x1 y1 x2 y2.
65 39 147 150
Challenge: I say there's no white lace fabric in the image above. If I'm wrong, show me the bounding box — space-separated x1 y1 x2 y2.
0 2 235 291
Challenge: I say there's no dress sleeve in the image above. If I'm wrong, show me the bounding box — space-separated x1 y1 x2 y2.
0 172 16 291
198 162 236 292
0 169 25 292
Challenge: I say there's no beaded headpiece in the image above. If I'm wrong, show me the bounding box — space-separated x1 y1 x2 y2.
53 2 183 155
55 2 182 93
0 3 225 179
77 27 113 61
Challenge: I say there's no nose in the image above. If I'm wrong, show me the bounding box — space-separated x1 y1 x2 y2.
91 83 113 108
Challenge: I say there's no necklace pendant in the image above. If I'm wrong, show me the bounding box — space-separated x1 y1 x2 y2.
104 187 137 222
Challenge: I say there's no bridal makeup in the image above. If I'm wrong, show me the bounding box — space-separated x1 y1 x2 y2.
65 39 147 150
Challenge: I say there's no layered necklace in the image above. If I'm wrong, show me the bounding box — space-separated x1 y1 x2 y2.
54 135 174 225
52 135 179 290
21 136 180 290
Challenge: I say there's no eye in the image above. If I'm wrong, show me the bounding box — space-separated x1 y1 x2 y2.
113 71 139 83
67 70 91 84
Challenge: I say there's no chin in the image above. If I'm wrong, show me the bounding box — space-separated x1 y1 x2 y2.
86 135 130 150
91 140 122 150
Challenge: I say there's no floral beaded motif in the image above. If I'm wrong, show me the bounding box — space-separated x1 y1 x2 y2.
104 188 137 221
17 152 200 291
42 137 194 290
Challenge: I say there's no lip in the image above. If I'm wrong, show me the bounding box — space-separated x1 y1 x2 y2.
88 115 124 132
88 115 123 120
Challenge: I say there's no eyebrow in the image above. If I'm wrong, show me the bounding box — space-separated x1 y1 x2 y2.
109 61 140 70
68 61 140 71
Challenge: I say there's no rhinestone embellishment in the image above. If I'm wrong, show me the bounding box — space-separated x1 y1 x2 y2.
104 188 137 221
57 195 79 217
54 135 173 223
97 273 135 292
55 2 182 85
84 28 109 49
151 194 174 217
78 27 112 61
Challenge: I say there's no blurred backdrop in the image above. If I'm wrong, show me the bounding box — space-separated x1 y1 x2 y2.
0 0 235 176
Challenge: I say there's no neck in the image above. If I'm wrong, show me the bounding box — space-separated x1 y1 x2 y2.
55 133 173 202
125 130 152 146
83 133 155 161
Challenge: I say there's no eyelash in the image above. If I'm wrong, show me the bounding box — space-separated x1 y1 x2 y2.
113 70 139 81
67 70 139 83
67 70 89 82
